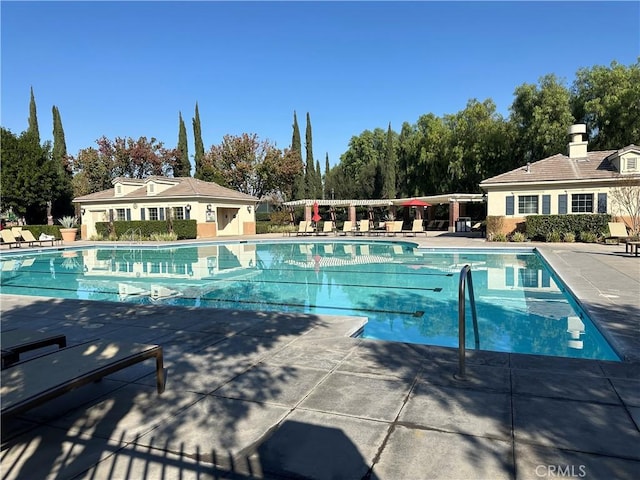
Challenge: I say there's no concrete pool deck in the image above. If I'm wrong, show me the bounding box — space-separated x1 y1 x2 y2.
1 233 638 479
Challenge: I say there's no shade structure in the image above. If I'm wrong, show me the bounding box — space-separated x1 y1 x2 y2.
402 199 431 207
312 202 321 223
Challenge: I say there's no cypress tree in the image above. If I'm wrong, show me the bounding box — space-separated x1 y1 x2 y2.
193 102 205 179
324 153 330 199
291 111 305 199
28 86 40 143
304 112 316 198
175 112 190 177
383 123 397 199
51 106 73 218
315 159 322 199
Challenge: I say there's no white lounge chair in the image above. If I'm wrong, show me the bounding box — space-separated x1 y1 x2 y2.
606 222 631 244
1 230 21 248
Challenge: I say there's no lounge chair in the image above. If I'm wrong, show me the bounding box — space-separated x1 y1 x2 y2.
386 221 403 237
355 221 370 235
402 219 426 236
318 221 334 236
296 221 310 236
1 339 165 419
1 230 21 248
20 229 58 247
1 328 67 368
606 222 631 244
338 221 353 236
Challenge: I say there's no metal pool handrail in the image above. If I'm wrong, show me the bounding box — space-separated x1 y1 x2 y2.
457 264 479 380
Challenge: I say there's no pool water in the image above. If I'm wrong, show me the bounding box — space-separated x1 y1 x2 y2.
0 241 619 361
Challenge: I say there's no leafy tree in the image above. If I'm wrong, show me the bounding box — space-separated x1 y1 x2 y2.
572 60 640 150
261 147 304 201
0 128 58 223
340 128 386 199
203 133 288 198
382 123 397 199
70 147 113 197
509 74 574 164
609 177 640 235
193 102 205 179
27 86 40 143
174 111 191 177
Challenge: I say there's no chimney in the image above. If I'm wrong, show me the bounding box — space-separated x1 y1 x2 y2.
568 124 588 158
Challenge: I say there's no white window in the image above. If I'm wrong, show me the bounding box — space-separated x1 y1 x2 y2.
148 208 159 220
116 208 126 221
173 207 185 220
571 194 593 213
518 195 538 214
627 157 638 171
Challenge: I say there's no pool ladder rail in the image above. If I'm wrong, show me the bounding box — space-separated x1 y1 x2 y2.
123 228 143 244
456 264 479 380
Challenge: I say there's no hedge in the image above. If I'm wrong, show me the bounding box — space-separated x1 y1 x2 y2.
21 225 63 239
525 214 611 241
95 219 197 240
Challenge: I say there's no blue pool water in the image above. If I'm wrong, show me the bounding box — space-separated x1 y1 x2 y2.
0 241 619 361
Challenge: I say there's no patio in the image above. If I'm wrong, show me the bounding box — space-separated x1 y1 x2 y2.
1 234 638 479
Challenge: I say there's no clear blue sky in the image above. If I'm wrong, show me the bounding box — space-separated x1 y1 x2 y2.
1 1 638 169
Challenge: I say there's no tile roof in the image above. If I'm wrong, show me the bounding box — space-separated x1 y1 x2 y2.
74 177 258 202
480 145 640 186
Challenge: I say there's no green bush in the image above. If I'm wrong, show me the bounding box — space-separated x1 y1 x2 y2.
546 231 562 243
23 225 62 240
526 214 610 241
579 231 598 243
510 231 526 242
492 232 507 242
269 210 292 225
95 219 197 240
563 232 576 243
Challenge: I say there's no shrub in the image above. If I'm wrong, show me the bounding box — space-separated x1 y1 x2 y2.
485 216 504 238
526 214 610 241
546 231 562 242
510 231 526 242
269 210 292 225
579 231 598 243
149 232 178 241
563 232 576 243
492 232 507 242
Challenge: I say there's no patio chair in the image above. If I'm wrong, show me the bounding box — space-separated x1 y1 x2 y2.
402 219 426 236
386 221 404 237
296 221 309 236
338 221 353 236
20 229 58 247
318 221 334 236
1 230 21 248
1 328 67 369
606 222 631 244
355 221 370 235
1 339 165 419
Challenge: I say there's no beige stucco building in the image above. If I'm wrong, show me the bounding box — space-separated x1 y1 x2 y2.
73 176 258 239
479 124 640 234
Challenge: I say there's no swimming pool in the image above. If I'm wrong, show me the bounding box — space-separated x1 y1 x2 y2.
0 241 619 361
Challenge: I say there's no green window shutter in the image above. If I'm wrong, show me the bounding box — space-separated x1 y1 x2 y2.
506 196 514 215
558 194 567 214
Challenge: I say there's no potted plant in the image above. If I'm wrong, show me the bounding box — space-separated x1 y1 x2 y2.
58 216 78 242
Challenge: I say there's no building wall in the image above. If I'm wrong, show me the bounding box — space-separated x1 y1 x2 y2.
484 180 636 234
79 199 255 239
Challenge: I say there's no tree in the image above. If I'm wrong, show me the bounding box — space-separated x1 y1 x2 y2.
174 112 191 177
324 153 330 199
203 133 286 198
193 102 205 179
304 112 322 198
572 60 640 150
51 105 74 218
291 111 305 199
339 128 386 199
609 177 640 235
382 123 397 199
70 147 113 197
0 128 58 223
27 86 40 143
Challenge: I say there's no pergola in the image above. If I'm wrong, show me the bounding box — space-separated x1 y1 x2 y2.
283 193 485 232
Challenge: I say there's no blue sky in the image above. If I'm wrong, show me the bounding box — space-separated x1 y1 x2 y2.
1 1 638 169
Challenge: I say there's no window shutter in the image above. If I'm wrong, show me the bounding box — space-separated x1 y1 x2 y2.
141 209 146 221
597 193 607 214
542 195 551 215
109 209 114 222
558 194 567 214
506 196 514 215
126 209 131 221
159 208 165 221
186 208 190 220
